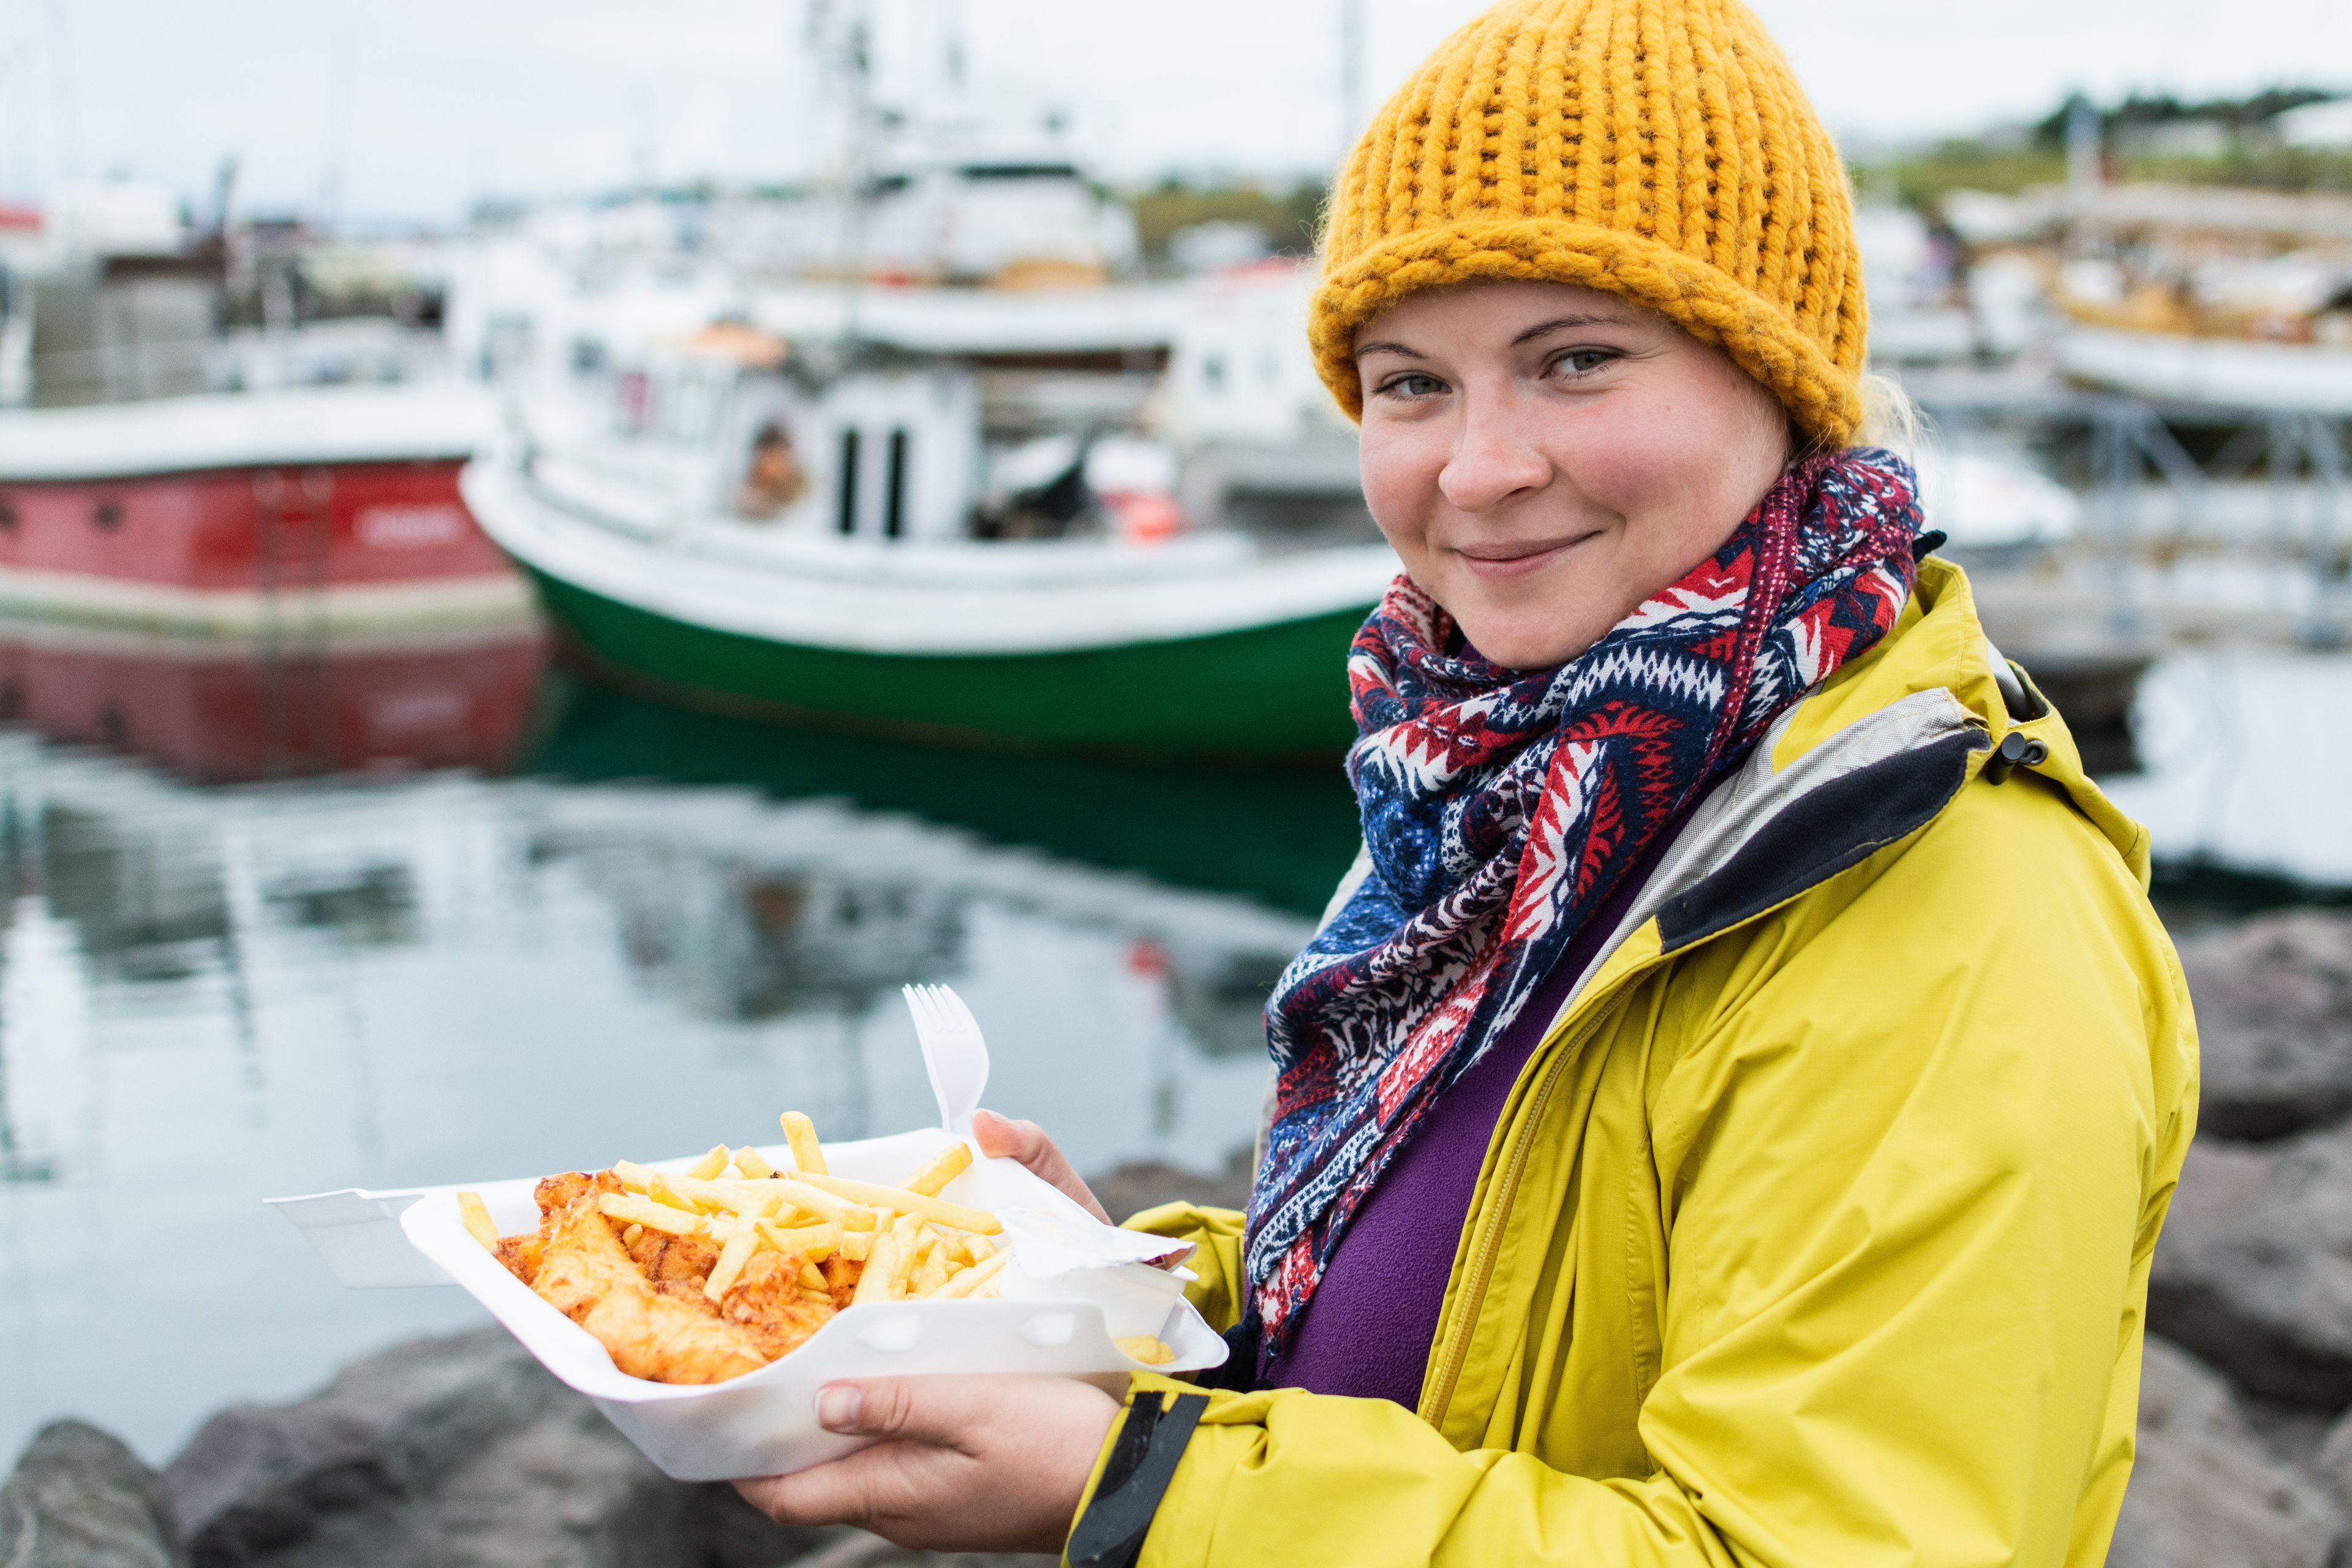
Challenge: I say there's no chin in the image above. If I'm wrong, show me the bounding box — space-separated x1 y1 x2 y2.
1453 606 1606 673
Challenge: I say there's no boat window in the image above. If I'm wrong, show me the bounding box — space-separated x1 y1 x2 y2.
616 371 653 435
666 374 718 446
884 429 911 540
956 163 1082 182
837 428 862 537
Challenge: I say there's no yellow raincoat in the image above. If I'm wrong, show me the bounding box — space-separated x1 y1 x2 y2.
1082 557 2199 1567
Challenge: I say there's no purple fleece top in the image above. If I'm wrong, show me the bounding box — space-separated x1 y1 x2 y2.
1259 833 1673 1404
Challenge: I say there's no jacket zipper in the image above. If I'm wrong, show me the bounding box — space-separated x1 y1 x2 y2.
1420 987 1634 1430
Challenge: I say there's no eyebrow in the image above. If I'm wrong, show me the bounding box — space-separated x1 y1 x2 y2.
1509 312 1638 344
1354 311 1642 362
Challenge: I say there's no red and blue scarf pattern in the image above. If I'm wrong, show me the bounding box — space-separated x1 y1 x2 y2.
1246 449 1927 1346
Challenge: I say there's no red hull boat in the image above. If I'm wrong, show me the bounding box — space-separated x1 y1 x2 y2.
0 384 530 633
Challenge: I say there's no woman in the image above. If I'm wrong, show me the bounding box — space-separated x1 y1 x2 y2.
740 1 2198 1561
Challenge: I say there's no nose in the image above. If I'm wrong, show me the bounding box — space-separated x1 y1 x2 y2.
1437 401 1551 513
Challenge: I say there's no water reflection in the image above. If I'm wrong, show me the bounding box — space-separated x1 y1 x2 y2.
0 621 547 782
0 622 1360 1468
527 674 1362 919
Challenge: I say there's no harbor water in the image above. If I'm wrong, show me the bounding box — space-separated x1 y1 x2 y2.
2 631 2349 1472
0 657 1362 1469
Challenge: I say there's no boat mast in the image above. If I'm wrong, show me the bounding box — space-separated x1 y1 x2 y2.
809 0 876 362
1339 0 1368 154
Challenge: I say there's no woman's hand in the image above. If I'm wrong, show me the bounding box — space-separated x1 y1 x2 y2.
973 1109 1110 1224
735 1114 1122 1549
734 1374 1121 1552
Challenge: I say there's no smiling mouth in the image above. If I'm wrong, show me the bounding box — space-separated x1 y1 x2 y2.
1453 532 1602 579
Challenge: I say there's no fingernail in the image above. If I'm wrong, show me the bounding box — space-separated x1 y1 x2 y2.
815 1384 863 1431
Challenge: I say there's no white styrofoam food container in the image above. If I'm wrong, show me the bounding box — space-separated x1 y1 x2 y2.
270 1127 1224 1481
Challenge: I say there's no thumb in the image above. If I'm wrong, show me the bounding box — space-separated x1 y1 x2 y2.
972 1110 1110 1223
816 1376 994 1447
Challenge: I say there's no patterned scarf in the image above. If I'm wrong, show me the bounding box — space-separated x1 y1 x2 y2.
1246 448 1926 1347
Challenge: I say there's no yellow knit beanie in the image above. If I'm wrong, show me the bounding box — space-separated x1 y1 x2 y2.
1312 0 1866 447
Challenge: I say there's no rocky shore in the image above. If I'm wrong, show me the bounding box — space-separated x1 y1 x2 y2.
8 908 2350 1567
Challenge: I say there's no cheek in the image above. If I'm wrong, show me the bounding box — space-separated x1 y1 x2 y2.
1551 391 1727 516
1555 385 1781 582
1357 423 1444 554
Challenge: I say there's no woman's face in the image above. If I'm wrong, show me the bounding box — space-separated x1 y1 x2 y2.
1355 280 1793 670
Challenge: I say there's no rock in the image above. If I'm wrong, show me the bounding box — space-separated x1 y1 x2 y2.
1088 1145 1253 1224
2177 910 2352 1140
793 1536 1055 1568
2149 1129 2352 1407
0 1419 184 1567
160 1328 823 1568
2108 1338 2341 1568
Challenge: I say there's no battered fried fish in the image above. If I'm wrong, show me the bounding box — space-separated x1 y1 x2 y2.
713 1248 836 1360
529 1185 771 1385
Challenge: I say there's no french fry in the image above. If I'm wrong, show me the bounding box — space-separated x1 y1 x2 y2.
709 1182 787 1221
458 1191 500 1253
731 1145 777 1180
901 1143 972 1197
755 1218 842 1261
798 1261 829 1292
612 1159 659 1193
965 1233 996 1262
704 1218 761 1301
793 1172 1003 1235
852 1220 910 1305
1115 1336 1175 1366
840 1229 874 1262
778 1112 828 1175
684 1144 732 1182
647 1172 714 1215
598 1192 706 1236
729 1177 859 1224
891 1215 923 1296
932 1251 1009 1300
912 1242 951 1297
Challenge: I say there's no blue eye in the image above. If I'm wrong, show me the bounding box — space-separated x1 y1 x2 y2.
1380 372 1447 399
1553 349 1617 377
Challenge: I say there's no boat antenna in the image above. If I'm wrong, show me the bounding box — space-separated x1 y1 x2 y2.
318 28 358 235
941 0 967 94
1339 0 1367 156
2063 91 2101 256
813 0 876 364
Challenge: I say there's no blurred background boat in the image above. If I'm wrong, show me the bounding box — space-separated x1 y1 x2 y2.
0 384 521 636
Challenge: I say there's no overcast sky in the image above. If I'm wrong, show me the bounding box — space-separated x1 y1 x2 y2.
0 0 2345 225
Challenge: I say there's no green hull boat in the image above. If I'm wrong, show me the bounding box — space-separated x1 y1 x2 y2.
465 454 1395 762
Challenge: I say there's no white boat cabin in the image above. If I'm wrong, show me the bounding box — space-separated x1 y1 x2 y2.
571 333 984 545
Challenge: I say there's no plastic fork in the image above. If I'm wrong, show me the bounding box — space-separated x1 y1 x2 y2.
902 982 990 1140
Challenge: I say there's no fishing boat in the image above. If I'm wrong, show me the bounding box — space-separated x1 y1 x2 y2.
2042 184 2352 412
465 324 1396 760
2056 323 2352 415
0 382 526 636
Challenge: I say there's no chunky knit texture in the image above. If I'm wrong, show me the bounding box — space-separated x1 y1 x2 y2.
1311 0 1867 447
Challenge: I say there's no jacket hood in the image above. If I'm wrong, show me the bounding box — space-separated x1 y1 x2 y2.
1774 555 2150 882
1544 554 2152 1009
